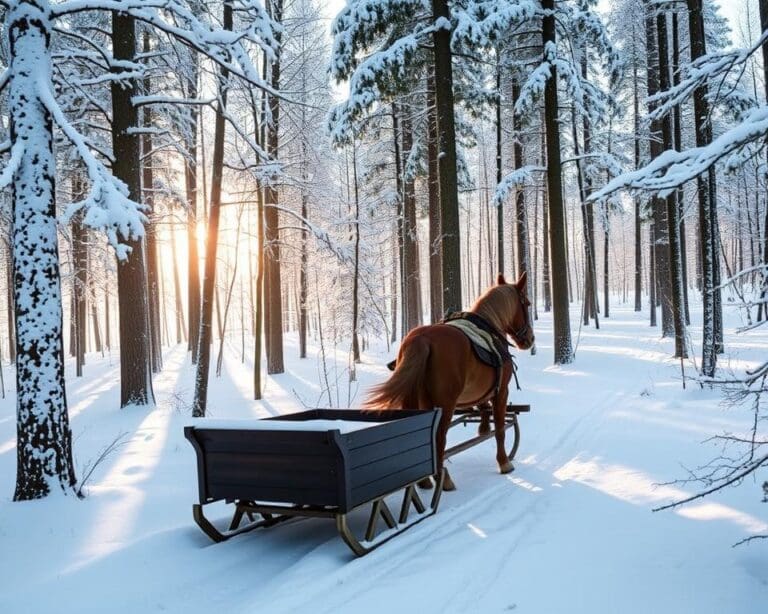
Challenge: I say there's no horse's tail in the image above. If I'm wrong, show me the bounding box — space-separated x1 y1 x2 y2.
363 336 430 410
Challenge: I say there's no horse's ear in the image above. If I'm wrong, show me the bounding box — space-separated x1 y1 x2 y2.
497 274 507 285
516 271 528 290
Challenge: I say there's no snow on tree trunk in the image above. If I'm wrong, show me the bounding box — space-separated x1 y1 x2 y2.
9 0 77 499
687 0 718 376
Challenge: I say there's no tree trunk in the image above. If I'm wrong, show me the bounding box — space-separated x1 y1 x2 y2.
657 10 687 358
432 0 462 313
671 12 690 326
5 241 15 362
631 25 643 312
604 218 610 318
192 1 231 416
265 0 284 374
511 79 531 296
112 11 152 407
392 104 405 335
427 71 443 323
169 222 186 344
351 143 361 366
650 223 657 327
71 174 87 377
645 2 673 337
254 182 265 398
496 63 504 276
89 259 102 355
142 31 163 373
185 50 200 362
543 0 573 364
760 0 768 321
10 1 77 499
401 108 422 332
688 0 720 374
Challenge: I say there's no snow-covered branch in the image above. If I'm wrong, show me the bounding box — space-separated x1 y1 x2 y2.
591 105 768 200
37 78 146 258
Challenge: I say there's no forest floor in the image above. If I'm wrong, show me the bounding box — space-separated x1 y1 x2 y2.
0 300 766 613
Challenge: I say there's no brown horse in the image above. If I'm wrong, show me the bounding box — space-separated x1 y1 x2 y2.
364 273 534 491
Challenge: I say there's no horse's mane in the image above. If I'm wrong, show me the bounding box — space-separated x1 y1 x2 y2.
470 284 519 334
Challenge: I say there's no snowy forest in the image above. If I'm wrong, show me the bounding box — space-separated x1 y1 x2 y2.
0 0 767 612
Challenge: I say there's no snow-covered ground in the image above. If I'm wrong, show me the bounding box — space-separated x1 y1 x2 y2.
0 303 766 613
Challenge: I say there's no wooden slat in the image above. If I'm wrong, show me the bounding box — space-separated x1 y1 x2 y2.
206 452 336 490
350 461 434 507
350 445 433 485
196 429 334 456
348 428 432 468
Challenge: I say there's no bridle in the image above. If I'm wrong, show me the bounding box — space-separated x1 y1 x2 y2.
506 285 533 348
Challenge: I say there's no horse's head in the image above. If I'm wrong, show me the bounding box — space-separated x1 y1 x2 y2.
495 273 535 350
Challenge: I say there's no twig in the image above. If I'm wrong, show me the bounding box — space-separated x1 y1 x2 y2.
76 432 131 498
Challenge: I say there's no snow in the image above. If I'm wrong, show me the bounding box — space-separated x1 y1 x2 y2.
0 303 766 613
594 105 768 199
193 418 384 433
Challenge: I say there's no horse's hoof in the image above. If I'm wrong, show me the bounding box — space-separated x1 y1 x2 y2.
477 424 491 436
417 477 434 490
443 472 457 491
499 460 514 474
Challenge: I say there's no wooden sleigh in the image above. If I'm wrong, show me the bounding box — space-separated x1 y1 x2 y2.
185 404 529 557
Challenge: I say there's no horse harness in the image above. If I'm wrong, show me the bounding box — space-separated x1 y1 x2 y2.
442 311 521 394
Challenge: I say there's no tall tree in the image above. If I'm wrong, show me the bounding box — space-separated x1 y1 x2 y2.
141 31 162 374
71 174 87 377
112 13 153 407
542 0 573 364
7 0 77 498
192 1 232 417
644 1 673 337
427 72 443 323
656 9 687 358
184 46 201 363
264 0 284 374
400 104 422 332
432 0 462 313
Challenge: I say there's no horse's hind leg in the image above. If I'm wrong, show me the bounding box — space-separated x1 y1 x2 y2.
493 389 514 474
477 401 492 435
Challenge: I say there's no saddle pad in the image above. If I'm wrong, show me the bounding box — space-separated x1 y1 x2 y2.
444 318 503 368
